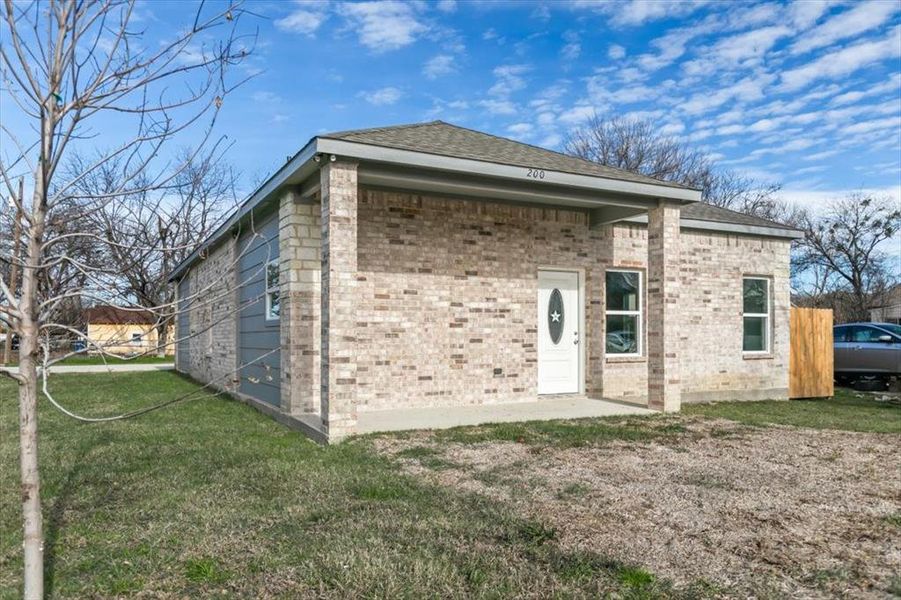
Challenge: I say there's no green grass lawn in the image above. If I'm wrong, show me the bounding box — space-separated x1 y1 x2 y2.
1 372 684 598
684 387 901 434
2 374 897 598
51 354 174 366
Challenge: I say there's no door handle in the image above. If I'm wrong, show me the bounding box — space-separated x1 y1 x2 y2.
573 331 580 345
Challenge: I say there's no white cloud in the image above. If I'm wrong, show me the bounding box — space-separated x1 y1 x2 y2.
488 64 530 97
423 54 456 79
780 26 901 91
795 165 829 175
777 185 901 213
709 25 792 65
478 99 517 115
680 73 774 115
251 91 282 103
275 0 329 35
531 4 552 21
539 133 562 147
659 121 685 135
362 86 403 105
507 122 533 137
636 29 694 71
830 73 901 105
558 104 597 125
561 30 581 61
791 1 899 54
587 78 659 104
608 44 626 60
789 0 839 30
803 149 841 161
577 0 710 27
339 1 428 52
841 115 901 135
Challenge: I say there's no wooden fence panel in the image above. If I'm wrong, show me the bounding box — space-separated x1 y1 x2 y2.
789 307 834 398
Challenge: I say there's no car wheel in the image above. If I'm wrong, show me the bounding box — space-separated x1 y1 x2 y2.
852 376 888 392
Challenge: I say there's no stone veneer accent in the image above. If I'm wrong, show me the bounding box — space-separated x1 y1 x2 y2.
183 237 237 390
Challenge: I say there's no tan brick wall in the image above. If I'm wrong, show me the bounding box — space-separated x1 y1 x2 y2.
279 192 321 414
186 238 237 388
347 188 790 411
647 200 682 412
320 161 360 437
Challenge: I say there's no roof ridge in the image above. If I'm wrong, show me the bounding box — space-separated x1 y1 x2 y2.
431 121 693 191
322 120 443 140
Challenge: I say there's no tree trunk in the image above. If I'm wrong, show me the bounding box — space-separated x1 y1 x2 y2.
18 204 44 598
156 321 169 358
17 330 43 600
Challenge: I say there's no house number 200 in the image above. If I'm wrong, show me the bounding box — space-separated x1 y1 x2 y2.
526 168 546 179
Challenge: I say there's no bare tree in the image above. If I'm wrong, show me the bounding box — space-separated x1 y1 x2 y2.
67 147 239 356
0 1 254 595
564 115 786 219
792 193 901 322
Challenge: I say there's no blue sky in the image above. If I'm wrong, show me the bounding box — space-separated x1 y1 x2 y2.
5 0 901 209
212 0 901 207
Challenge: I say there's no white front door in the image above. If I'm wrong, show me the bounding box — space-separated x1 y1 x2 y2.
538 270 580 394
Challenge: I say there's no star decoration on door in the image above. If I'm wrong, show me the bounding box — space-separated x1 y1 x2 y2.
550 311 561 322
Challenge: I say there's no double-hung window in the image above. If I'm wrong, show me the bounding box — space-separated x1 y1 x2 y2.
605 270 642 356
742 277 770 353
265 259 280 321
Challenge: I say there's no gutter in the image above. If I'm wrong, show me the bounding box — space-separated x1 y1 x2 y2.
624 214 804 239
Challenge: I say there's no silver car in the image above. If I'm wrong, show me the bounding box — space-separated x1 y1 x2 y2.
834 322 901 388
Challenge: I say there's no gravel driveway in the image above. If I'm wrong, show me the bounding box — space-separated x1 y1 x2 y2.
377 418 901 598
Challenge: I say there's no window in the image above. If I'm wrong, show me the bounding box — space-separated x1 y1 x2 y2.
848 325 891 343
605 270 642 355
742 277 770 353
131 332 142 344
265 259 280 321
833 325 849 343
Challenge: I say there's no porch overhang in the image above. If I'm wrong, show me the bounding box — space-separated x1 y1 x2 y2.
169 136 699 281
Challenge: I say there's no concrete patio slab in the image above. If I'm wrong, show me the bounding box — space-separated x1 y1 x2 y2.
356 395 654 434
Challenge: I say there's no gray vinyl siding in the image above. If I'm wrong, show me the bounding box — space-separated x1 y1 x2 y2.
176 277 190 372
237 211 281 406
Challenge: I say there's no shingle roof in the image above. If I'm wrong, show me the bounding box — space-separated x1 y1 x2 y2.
680 202 800 231
85 306 157 325
321 120 693 191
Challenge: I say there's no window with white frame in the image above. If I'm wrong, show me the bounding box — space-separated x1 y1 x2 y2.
130 332 142 345
605 270 642 355
265 259 280 321
742 277 770 353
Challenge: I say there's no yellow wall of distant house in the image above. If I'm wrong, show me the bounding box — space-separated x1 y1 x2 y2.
86 323 174 355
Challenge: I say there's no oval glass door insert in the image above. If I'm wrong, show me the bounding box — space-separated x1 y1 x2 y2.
548 288 564 344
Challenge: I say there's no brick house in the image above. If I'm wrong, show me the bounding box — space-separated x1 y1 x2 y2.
170 121 801 442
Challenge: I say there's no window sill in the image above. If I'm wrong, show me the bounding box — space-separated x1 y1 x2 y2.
742 353 773 360
605 355 646 364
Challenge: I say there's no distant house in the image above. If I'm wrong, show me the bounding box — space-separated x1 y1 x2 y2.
84 306 171 355
870 285 901 325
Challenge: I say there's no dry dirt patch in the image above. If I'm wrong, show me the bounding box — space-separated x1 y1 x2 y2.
376 419 901 598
